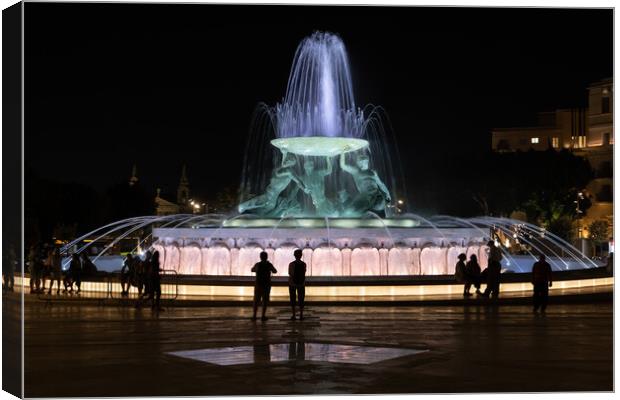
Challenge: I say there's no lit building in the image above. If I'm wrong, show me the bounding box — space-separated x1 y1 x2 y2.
492 78 613 249
577 79 613 240
491 108 588 152
155 188 180 216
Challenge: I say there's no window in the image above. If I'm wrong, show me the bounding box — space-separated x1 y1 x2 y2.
573 135 587 148
552 137 559 148
531 137 539 144
602 96 610 114
519 138 527 145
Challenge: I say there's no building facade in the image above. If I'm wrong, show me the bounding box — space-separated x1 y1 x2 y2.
492 78 613 249
155 165 197 216
492 108 588 152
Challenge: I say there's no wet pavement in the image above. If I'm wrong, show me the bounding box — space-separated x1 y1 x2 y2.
10 296 613 396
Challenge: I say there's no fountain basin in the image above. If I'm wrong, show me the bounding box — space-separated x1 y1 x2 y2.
271 136 368 157
152 226 489 276
220 218 420 229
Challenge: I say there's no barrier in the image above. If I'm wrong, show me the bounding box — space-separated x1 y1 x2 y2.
36 274 112 306
29 270 179 306
109 269 179 306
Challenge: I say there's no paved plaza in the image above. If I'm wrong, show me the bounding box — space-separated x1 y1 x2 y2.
7 296 613 396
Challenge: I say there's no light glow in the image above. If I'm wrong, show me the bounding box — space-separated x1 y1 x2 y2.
13 276 613 298
271 136 368 157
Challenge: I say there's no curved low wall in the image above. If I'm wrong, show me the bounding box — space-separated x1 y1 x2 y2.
151 226 597 277
152 243 490 277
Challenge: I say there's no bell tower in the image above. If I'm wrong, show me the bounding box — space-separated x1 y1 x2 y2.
129 164 138 186
177 164 190 207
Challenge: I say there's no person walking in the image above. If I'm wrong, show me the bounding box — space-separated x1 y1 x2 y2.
532 254 553 313
465 254 482 296
482 240 503 298
251 251 277 321
47 247 63 295
454 253 469 296
288 249 307 320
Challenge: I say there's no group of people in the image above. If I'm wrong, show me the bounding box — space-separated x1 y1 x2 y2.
11 238 556 315
251 249 306 321
251 240 556 321
120 250 163 311
24 242 164 310
455 240 554 312
454 240 504 298
27 242 97 295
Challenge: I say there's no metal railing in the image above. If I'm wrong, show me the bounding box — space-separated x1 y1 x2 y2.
109 269 179 306
35 270 178 306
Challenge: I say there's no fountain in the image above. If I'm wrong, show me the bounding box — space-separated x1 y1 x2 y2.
238 31 401 219
61 32 601 279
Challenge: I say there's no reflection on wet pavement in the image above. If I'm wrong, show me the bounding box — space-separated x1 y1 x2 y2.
169 342 426 365
19 301 613 396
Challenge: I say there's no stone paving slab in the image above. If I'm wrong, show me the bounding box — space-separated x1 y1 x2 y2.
8 297 613 396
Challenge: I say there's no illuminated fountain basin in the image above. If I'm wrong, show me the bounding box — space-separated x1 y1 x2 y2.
59 213 602 278
271 137 369 157
152 225 489 277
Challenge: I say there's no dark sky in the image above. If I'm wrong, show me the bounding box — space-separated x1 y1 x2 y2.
25 4 613 208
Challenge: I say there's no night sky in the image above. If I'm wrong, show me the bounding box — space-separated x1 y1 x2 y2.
25 4 613 211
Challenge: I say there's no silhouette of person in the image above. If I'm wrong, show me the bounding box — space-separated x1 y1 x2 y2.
531 254 553 313
39 243 51 293
47 247 63 295
142 250 153 299
69 253 82 293
482 240 503 299
454 253 469 296
80 252 98 276
251 251 277 321
288 249 307 320
149 251 163 311
28 245 38 293
3 243 15 292
135 251 153 309
121 254 134 296
465 254 482 296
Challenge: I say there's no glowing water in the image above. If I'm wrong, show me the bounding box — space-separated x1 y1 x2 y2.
239 32 405 218
277 32 362 138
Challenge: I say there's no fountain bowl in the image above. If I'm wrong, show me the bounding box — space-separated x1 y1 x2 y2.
271 136 369 157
